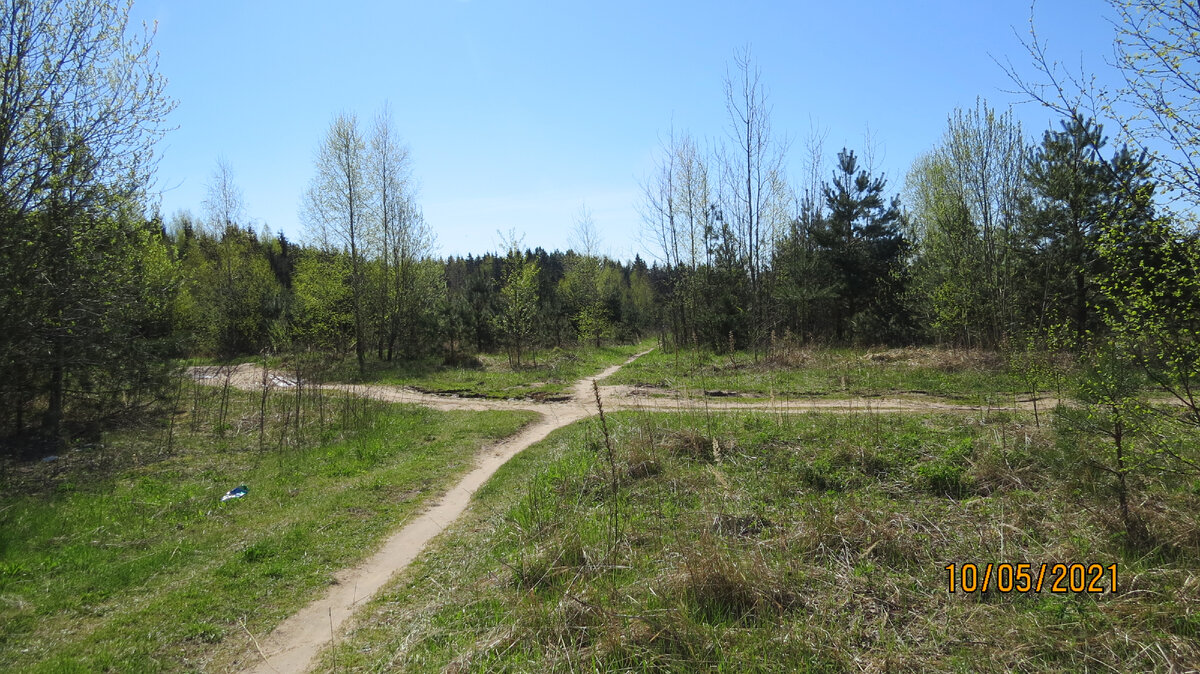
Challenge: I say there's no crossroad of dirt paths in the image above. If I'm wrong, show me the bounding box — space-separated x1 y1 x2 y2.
191 350 1037 673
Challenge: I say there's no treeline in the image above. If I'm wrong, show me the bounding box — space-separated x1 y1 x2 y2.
641 51 917 351
2 196 661 445
166 213 658 366
643 52 1199 357
8 92 1199 445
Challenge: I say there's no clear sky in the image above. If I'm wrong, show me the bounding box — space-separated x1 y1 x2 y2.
133 1 1120 260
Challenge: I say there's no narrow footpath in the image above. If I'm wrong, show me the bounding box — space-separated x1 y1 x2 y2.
191 349 1040 673
237 352 648 674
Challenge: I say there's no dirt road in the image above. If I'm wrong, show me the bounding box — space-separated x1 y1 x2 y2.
191 350 1041 673
192 359 1048 419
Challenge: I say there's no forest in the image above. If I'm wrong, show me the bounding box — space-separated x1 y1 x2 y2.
8 86 1199 447
2 0 1199 671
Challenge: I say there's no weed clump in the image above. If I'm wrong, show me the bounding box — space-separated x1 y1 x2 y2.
915 437 976 498
969 428 1049 495
661 429 718 463
710 513 772 538
672 541 796 624
765 341 815 367
862 346 1006 373
626 458 661 480
509 535 590 592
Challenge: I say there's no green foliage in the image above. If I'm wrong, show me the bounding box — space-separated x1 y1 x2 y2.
905 101 1029 346
1054 339 1154 544
573 303 612 347
444 255 501 355
494 250 542 367
177 227 284 356
0 0 174 214
907 152 986 343
0 0 176 444
1104 0 1200 206
617 259 656 342
806 149 910 343
368 254 447 360
915 437 975 498
560 255 625 347
1097 207 1200 424
0 204 181 444
1023 115 1155 341
290 251 354 353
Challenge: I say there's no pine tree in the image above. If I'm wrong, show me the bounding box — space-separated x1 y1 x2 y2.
812 149 907 342
1023 115 1156 343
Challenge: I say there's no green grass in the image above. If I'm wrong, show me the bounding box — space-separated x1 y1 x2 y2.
608 344 1073 405
324 340 655 400
316 406 1200 672
0 383 535 672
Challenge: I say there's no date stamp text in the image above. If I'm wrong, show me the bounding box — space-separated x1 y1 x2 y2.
945 563 1118 594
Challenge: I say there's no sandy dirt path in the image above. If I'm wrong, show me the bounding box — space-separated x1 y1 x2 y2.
191 362 1055 417
190 350 1052 673
227 352 645 674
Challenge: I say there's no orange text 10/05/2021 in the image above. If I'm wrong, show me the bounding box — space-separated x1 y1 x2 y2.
945 563 1118 595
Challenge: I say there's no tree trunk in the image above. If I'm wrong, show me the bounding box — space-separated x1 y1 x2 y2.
1075 266 1087 345
45 337 65 446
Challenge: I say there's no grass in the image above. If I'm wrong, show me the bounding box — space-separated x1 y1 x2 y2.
0 380 535 672
324 340 655 400
608 343 1073 405
315 405 1200 672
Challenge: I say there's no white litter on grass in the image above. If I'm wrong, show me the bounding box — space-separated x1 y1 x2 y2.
269 375 298 388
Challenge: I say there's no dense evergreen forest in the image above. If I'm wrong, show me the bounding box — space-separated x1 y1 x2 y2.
2 0 1199 457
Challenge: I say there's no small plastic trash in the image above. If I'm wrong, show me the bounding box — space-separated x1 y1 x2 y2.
221 485 248 502
41 455 59 463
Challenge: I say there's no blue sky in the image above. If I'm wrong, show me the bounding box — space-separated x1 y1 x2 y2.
134 1 1118 260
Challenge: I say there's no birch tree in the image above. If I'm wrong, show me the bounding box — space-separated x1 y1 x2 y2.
905 101 1030 346
368 105 413 360
495 246 540 367
1105 0 1200 207
302 113 370 375
1005 0 1200 210
200 158 271 355
203 157 245 235
640 130 718 348
722 47 788 352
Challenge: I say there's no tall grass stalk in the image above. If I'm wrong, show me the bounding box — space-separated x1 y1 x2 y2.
592 380 619 557
258 352 269 453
